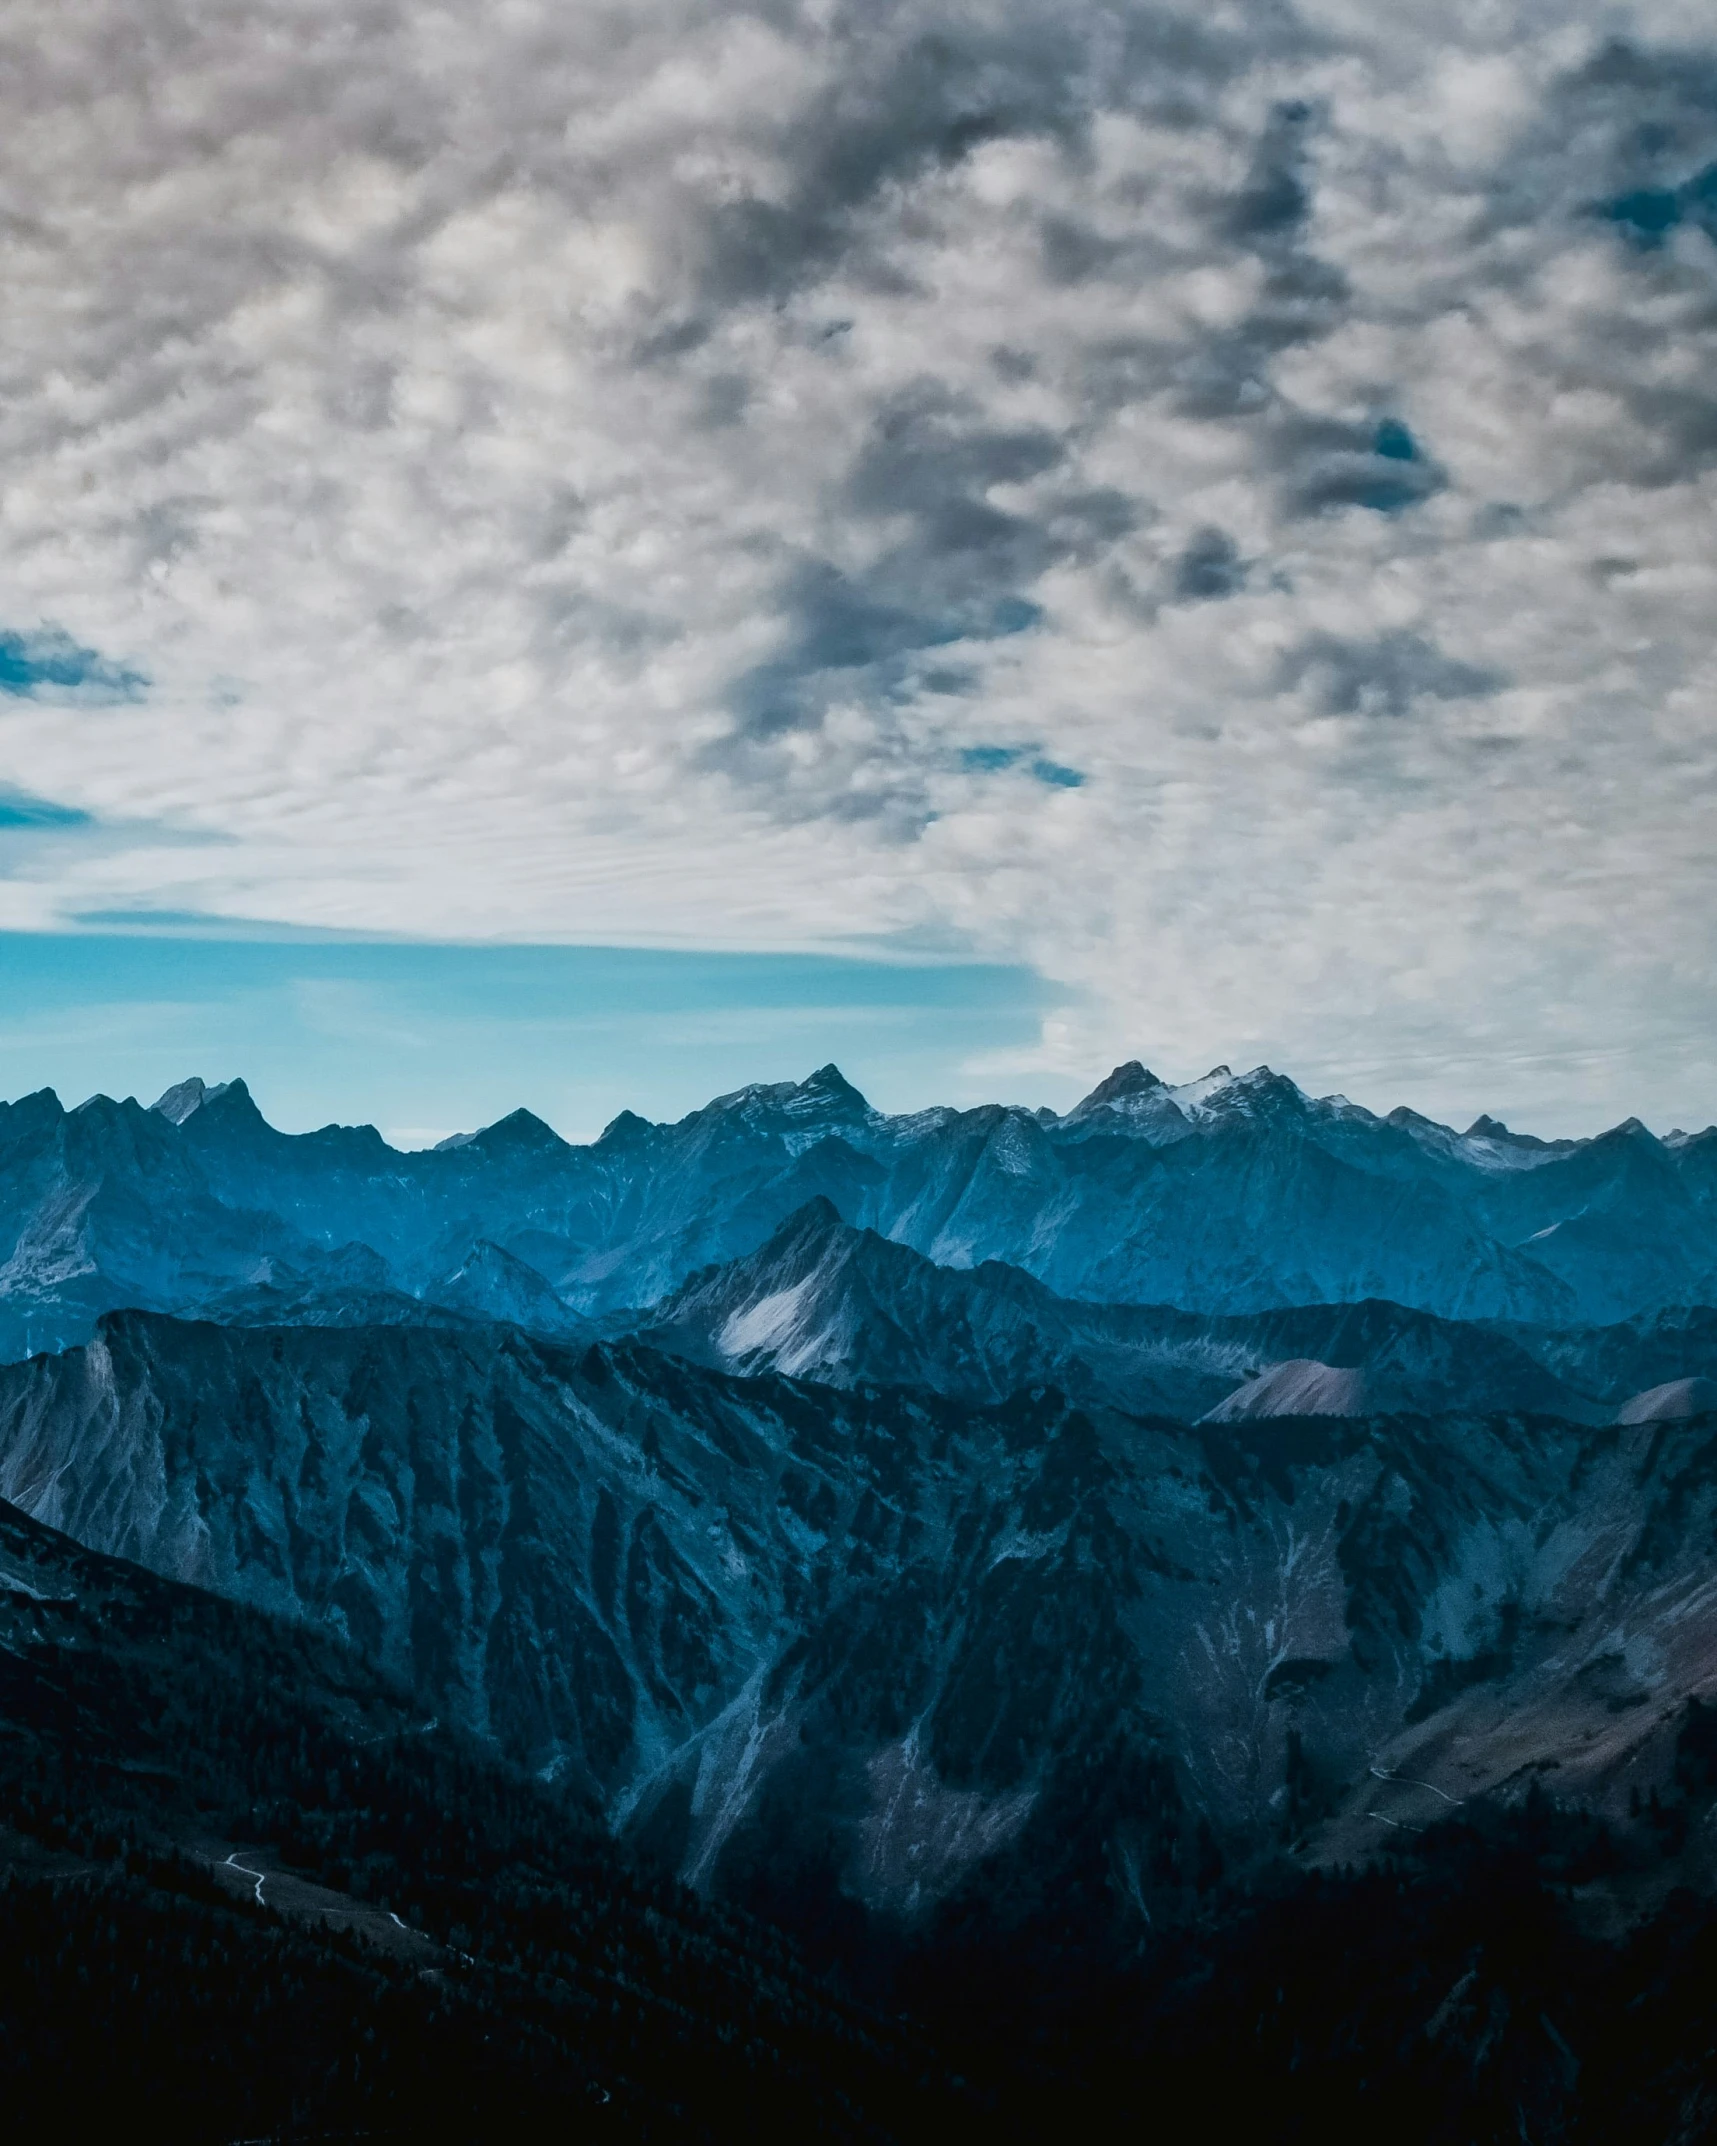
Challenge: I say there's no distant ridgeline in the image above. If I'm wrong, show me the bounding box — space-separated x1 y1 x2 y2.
2 1060 1715 1363
3 1060 1717 2137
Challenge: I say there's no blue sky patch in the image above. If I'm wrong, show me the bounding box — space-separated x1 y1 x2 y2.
1031 759 1085 789
0 790 93 829
1290 416 1443 518
0 627 146 702
1373 418 1418 462
0 933 1069 1137
989 596 1043 636
960 747 1085 788
1353 421 1432 512
1602 163 1717 249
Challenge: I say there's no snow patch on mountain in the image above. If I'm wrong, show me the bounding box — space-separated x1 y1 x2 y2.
857 1726 1037 1920
719 1279 819 1361
1166 1065 1239 1116
1615 1377 1717 1425
1202 1360 1369 1421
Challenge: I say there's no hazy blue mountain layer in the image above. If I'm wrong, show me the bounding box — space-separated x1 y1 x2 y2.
3 1060 1715 1363
636 1197 1619 1421
4 1308 1717 1933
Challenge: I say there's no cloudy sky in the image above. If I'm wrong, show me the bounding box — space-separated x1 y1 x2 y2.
1 0 1714 1137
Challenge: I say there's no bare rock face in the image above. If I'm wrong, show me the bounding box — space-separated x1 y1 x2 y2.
1201 1360 1368 1421
1615 1376 1717 1424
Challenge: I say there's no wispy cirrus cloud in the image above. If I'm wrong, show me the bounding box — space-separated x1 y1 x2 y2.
0 0 1713 1127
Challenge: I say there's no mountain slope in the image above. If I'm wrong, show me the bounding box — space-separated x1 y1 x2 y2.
0 1495 958 2140
13 1488 1717 2144
6 1311 1717 1938
640 1198 1604 1420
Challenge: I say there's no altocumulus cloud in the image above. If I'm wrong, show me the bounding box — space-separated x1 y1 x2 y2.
0 0 1714 1126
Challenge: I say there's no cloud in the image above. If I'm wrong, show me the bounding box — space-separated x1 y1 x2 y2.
1172 527 1246 602
0 1 1712 1124
1277 631 1503 719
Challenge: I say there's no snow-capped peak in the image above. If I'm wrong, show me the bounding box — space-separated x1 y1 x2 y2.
1163 1065 1238 1115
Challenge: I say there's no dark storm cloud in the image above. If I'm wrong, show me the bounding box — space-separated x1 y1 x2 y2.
693 9 1104 307
1473 35 1717 480
1172 527 1245 602
1278 632 1505 720
1279 416 1444 518
1225 99 1315 244
722 385 1138 747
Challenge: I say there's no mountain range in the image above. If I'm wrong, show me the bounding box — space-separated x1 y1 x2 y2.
4 1060 1716 1372
5 1057 1717 2136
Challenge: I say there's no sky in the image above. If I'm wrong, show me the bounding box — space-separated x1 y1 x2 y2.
1 0 1714 1139
0 931 1053 1142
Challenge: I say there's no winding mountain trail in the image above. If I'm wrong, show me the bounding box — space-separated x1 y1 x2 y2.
206 1846 441 1964
1369 1764 1463 1804
223 1850 267 1906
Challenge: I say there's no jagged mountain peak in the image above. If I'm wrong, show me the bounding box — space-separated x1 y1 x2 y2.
1066 1059 1258 1135
179 1076 269 1137
796 1062 870 1110
71 1089 147 1120
594 1108 656 1148
641 1198 892 1379
682 1197 860 1306
675 1065 876 1164
754 1193 848 1253
430 1237 587 1336
702 1063 873 1126
0 1085 63 1124
1200 1063 1296 1104
1599 1115 1663 1148
464 1105 570 1156
1129 1061 1317 1134
149 1075 233 1125
1091 1061 1310 1126
1072 1061 1166 1112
